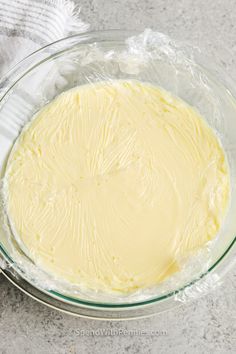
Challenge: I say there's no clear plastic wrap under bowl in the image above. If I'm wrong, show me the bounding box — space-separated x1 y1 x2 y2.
0 30 235 319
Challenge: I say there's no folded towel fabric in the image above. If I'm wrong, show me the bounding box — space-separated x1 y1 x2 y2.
0 0 89 76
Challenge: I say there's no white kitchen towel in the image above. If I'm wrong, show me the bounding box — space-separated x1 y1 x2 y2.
0 0 89 76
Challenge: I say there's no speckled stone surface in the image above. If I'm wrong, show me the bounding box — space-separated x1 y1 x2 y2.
0 1 236 353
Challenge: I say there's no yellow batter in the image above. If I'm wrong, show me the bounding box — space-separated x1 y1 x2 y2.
5 81 229 293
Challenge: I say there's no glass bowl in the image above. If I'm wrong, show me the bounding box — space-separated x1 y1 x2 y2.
0 30 235 319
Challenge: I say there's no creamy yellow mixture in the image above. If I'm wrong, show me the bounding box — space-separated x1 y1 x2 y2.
5 81 229 293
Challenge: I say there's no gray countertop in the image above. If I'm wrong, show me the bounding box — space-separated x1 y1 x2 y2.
0 1 236 353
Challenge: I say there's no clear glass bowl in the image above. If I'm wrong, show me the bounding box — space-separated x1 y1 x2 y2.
0 30 235 319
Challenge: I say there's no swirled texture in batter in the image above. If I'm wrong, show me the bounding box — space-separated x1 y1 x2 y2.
5 81 229 293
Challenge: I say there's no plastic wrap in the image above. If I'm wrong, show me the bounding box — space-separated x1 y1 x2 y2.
0 29 235 309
